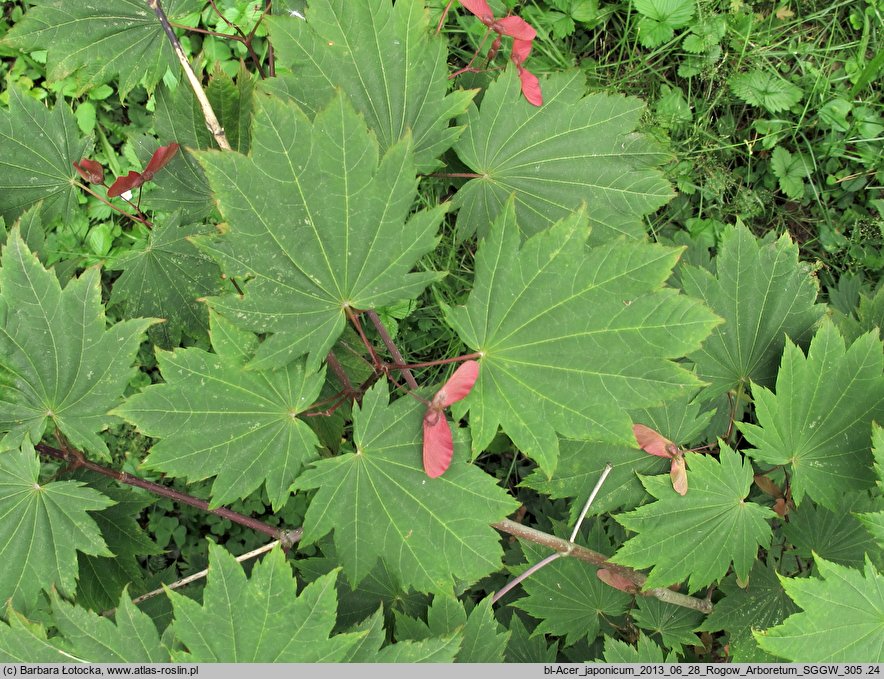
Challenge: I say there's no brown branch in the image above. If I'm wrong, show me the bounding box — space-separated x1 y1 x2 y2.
366 310 418 390
492 519 713 614
35 443 298 544
146 0 232 151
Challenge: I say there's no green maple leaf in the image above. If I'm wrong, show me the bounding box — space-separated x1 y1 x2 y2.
739 321 884 509
444 199 719 475
0 589 167 662
611 444 775 592
2 0 203 99
0 443 114 609
168 543 362 662
679 224 825 400
513 531 632 646
0 229 157 456
267 0 474 172
858 424 884 550
697 562 799 662
0 86 90 225
505 615 558 663
630 598 703 653
755 555 884 662
109 213 224 348
115 312 324 511
603 632 673 662
293 381 520 593
342 608 461 662
783 498 880 568
452 68 673 242
194 91 445 370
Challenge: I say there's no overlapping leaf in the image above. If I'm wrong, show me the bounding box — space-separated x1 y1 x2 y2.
755 556 884 661
194 91 445 370
0 444 114 609
0 86 89 225
168 543 361 662
739 321 884 509
611 444 775 592
444 200 720 475
342 608 461 662
293 381 520 593
2 0 203 98
115 313 324 511
266 0 475 172
858 424 884 550
630 597 704 652
679 224 825 399
452 68 674 242
0 229 156 456
603 633 673 662
109 214 224 348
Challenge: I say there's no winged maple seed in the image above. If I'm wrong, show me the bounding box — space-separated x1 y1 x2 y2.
72 158 104 184
107 142 179 197
633 423 689 496
423 360 480 478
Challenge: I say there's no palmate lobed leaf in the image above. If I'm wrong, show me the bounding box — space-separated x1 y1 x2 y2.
0 443 114 610
0 229 157 457
267 0 475 173
0 86 90 226
293 381 519 593
611 444 775 592
444 199 720 475
1 0 203 99
194 90 445 371
452 68 674 243
739 321 884 510
114 312 324 511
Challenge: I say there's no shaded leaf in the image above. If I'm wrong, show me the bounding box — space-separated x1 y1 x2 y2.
342 608 461 662
2 0 203 99
169 544 362 661
293 381 519 593
0 443 113 609
115 312 324 511
630 597 703 652
679 224 825 400
612 444 775 592
445 200 719 475
740 321 884 509
452 68 673 242
267 0 475 172
755 556 884 661
504 614 558 663
0 86 89 225
783 498 880 569
194 91 444 371
0 229 156 456
603 632 672 662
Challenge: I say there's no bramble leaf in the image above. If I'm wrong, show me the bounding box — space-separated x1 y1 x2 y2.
266 0 475 172
452 68 673 242
115 312 324 511
0 86 89 225
444 200 719 475
611 444 775 592
0 443 113 609
2 0 203 99
0 229 156 456
293 381 519 593
194 91 445 370
755 556 884 662
168 544 362 662
739 321 884 509
679 224 825 400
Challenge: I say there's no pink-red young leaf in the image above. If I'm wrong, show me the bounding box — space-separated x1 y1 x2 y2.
491 15 536 41
597 568 638 594
517 67 543 106
72 158 104 184
510 37 533 65
107 170 145 198
458 0 493 23
753 474 783 498
633 424 677 458
434 359 480 409
142 143 179 181
670 454 688 496
423 410 454 479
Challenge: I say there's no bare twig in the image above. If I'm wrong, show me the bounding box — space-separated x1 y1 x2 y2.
146 0 232 151
367 310 418 390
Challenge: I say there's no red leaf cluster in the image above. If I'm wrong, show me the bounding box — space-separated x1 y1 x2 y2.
107 143 179 197
458 0 542 106
422 360 480 478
